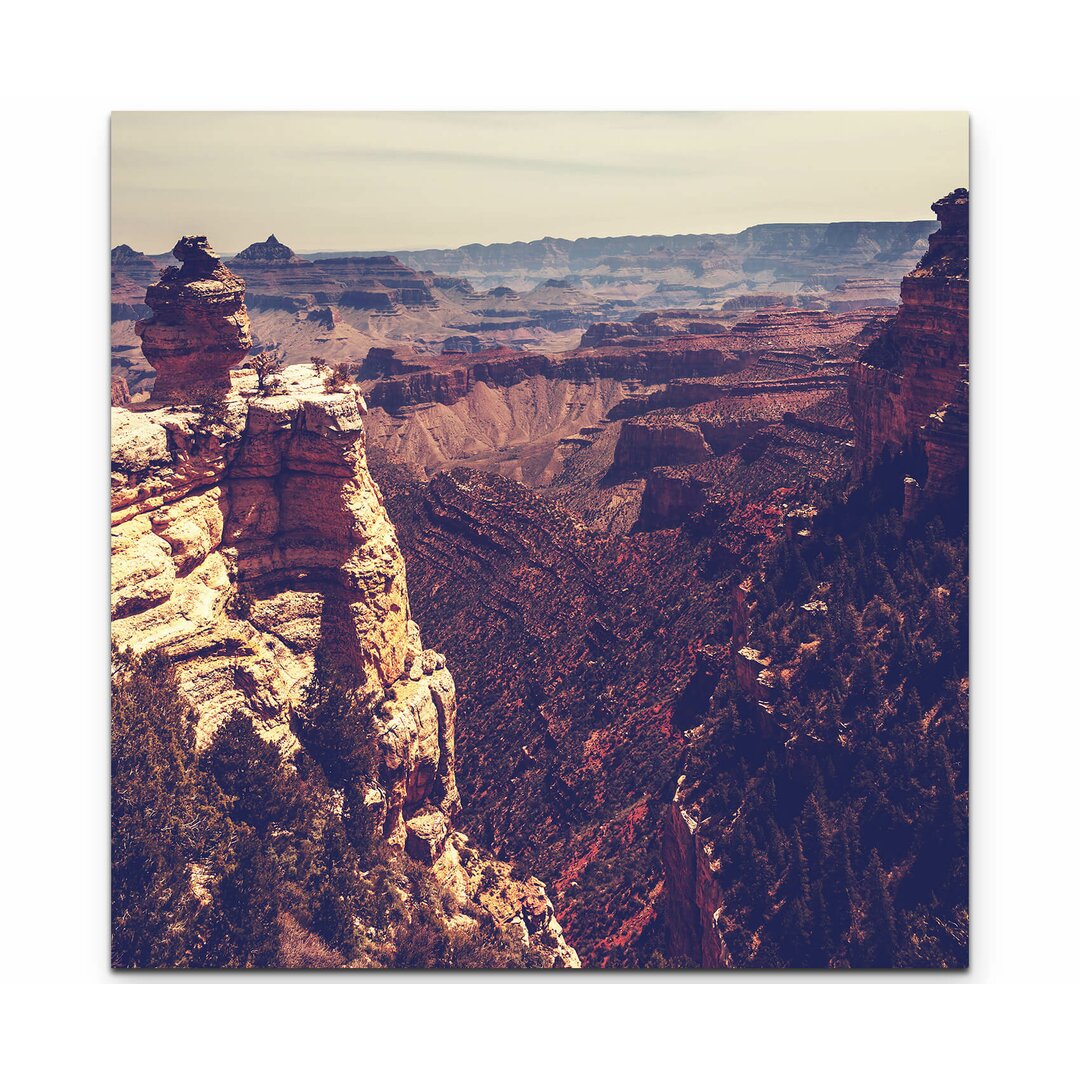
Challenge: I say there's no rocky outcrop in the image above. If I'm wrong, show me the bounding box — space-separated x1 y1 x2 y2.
639 466 710 527
117 240 455 852
229 246 437 311
111 372 131 406
661 779 732 967
613 418 713 472
111 244 159 320
849 189 969 511
111 363 462 848
136 236 252 403
114 242 579 965
232 234 301 263
367 351 549 412
826 277 900 311
920 391 969 506
112 243 154 266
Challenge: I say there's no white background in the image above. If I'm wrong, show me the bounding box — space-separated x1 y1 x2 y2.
3 0 1078 1073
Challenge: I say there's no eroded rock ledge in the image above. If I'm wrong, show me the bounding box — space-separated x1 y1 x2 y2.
111 360 579 967
111 366 453 839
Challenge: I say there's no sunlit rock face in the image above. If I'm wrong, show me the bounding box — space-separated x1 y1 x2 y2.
117 238 459 854
110 365 459 847
136 236 253 404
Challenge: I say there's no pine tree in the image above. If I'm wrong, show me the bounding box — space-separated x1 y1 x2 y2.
206 712 293 835
861 848 898 968
111 649 230 968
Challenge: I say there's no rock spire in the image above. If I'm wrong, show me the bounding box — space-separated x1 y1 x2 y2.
136 235 252 403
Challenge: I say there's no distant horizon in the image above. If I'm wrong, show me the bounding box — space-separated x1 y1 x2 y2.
117 212 948 260
112 112 967 254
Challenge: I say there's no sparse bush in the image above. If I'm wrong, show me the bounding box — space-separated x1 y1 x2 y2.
252 350 284 396
324 366 349 393
191 384 229 426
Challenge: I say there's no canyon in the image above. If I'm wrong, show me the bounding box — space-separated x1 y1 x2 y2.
364 191 969 966
112 193 968 968
112 217 935 402
111 237 578 967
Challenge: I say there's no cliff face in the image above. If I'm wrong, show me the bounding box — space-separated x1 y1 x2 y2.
111 366 456 851
111 243 158 320
227 244 437 311
613 418 714 472
658 193 970 969
849 189 969 511
660 780 731 969
112 239 578 967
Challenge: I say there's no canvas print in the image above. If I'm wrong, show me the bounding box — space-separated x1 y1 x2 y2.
111 112 968 969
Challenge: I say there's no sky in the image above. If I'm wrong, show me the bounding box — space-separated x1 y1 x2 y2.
112 112 968 255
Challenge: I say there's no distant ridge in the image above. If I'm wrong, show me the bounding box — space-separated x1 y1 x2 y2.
301 219 936 262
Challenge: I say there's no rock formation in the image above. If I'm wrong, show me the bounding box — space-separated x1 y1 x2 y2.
111 243 158 320
315 220 935 294
227 244 437 312
136 236 253 403
111 360 457 846
849 189 969 513
112 239 578 967
231 233 302 263
110 372 131 406
613 417 714 472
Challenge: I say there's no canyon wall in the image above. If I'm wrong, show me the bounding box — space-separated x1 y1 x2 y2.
112 362 455 857
849 189 969 513
312 220 935 293
659 191 971 968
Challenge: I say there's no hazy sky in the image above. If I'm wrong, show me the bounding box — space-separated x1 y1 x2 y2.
112 112 968 254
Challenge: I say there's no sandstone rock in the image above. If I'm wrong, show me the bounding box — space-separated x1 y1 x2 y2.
111 363 454 805
404 810 449 863
111 372 131 406
613 417 713 472
660 777 732 968
849 189 969 508
225 247 436 311
136 236 252 403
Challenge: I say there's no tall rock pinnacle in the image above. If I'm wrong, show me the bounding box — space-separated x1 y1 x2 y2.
136 235 252 403
848 188 969 514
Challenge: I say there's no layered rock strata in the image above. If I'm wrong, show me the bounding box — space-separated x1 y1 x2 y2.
317 220 934 293
660 778 732 968
113 241 579 966
111 243 158 320
849 189 969 511
111 365 459 850
228 242 437 312
136 236 252 403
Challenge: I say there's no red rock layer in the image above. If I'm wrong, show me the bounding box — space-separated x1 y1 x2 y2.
228 241 436 311
136 236 253 404
367 308 880 418
849 189 969 511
